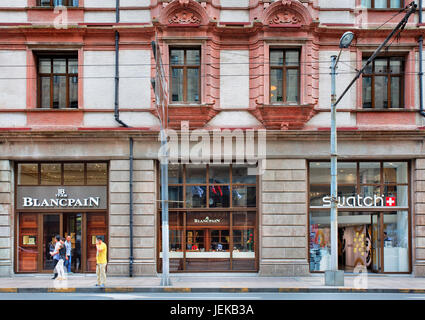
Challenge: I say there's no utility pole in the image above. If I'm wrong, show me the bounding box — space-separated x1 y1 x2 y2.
151 38 171 286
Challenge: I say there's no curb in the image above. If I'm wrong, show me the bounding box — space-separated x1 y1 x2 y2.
1 287 425 294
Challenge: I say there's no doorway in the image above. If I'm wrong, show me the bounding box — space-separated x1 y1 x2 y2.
17 212 107 273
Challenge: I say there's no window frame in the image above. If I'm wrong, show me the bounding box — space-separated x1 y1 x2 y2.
37 0 79 7
269 48 301 104
169 47 201 104
37 54 79 109
361 55 405 109
362 0 403 9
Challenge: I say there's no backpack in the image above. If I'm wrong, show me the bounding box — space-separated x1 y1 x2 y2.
59 243 66 260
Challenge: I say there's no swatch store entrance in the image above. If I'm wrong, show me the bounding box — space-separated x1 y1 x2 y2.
14 162 109 274
308 160 411 274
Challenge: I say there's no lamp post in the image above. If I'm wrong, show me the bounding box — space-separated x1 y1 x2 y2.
325 31 354 286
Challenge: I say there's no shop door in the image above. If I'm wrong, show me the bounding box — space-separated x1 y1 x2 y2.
370 213 382 273
86 213 107 272
63 213 82 273
42 214 62 271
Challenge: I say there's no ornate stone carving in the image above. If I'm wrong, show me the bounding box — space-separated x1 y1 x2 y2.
168 10 201 24
269 11 301 25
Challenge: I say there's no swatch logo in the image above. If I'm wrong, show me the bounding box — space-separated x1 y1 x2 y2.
322 195 397 207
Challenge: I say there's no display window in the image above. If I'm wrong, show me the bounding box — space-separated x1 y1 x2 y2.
308 161 410 273
15 162 108 274
158 164 258 272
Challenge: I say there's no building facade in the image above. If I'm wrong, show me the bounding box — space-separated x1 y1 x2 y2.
1 0 425 277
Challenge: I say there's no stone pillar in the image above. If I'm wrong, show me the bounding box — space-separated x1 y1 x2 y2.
414 159 425 276
259 159 309 276
0 160 12 276
108 159 157 276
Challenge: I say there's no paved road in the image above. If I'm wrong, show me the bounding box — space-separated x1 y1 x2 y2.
1 292 425 300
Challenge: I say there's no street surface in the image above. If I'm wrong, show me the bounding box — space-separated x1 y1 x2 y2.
1 292 425 300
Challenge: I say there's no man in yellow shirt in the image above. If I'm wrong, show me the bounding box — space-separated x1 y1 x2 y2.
95 236 107 288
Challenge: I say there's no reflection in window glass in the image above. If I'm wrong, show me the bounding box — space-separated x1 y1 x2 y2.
18 164 39 185
232 186 256 207
309 185 330 206
209 185 230 208
286 69 298 102
232 165 257 184
86 163 107 185
309 162 330 184
209 165 229 184
41 163 61 185
171 68 184 102
383 211 409 272
186 186 206 208
337 162 357 184
360 162 380 184
64 163 84 185
384 162 407 184
270 69 283 102
168 186 183 209
186 165 206 184
169 164 183 184
187 68 199 102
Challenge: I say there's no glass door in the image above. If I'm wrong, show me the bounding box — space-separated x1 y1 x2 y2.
371 213 382 273
42 214 62 271
63 213 82 273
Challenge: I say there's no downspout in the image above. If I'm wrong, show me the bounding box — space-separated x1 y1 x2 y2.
129 137 134 277
114 0 129 127
419 0 425 117
113 0 133 277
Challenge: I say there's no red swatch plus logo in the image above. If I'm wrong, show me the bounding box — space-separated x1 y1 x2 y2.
386 197 396 207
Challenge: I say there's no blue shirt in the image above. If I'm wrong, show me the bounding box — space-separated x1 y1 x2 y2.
65 241 72 256
53 242 61 260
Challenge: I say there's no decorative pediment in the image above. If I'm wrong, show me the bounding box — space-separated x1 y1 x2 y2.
262 0 312 27
159 0 209 26
168 10 202 25
269 11 302 25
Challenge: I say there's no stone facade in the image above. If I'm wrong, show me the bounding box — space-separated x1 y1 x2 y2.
0 161 12 276
415 159 425 277
108 159 157 276
260 159 309 276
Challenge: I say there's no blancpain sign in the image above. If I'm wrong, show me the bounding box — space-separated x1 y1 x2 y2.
17 186 107 210
194 216 221 223
321 194 396 207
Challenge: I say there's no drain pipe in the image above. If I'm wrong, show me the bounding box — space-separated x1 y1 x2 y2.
114 0 129 127
419 0 425 117
129 137 134 277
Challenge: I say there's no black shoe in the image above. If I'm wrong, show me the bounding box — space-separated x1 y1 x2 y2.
52 273 58 280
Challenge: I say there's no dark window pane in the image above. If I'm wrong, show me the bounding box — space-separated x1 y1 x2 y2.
187 68 199 102
209 185 230 208
169 164 183 184
53 76 67 109
209 165 229 184
40 0 51 6
39 59 51 73
69 76 78 108
390 58 402 74
232 186 256 207
86 163 107 185
170 50 184 65
18 164 39 185
171 68 183 102
362 76 372 108
232 165 257 184
270 68 283 102
186 50 200 65
186 165 206 184
186 186 206 208
391 77 400 108
53 58 66 73
41 163 61 185
270 51 284 66
374 76 388 108
40 77 51 108
168 186 183 208
286 69 298 102
68 59 78 74
64 163 84 185
285 50 299 66
363 59 372 74
374 59 387 74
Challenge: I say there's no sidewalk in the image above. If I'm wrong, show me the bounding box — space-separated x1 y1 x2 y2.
1 273 425 293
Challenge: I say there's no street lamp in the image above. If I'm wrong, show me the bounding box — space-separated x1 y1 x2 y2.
325 31 354 286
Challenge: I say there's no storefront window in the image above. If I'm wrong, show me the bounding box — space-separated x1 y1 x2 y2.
159 164 257 272
18 163 38 185
41 163 61 185
86 163 107 185
309 161 410 273
64 163 84 185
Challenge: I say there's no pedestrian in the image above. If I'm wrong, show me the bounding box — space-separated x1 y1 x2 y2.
49 235 61 280
64 235 72 274
95 236 107 288
56 237 67 280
